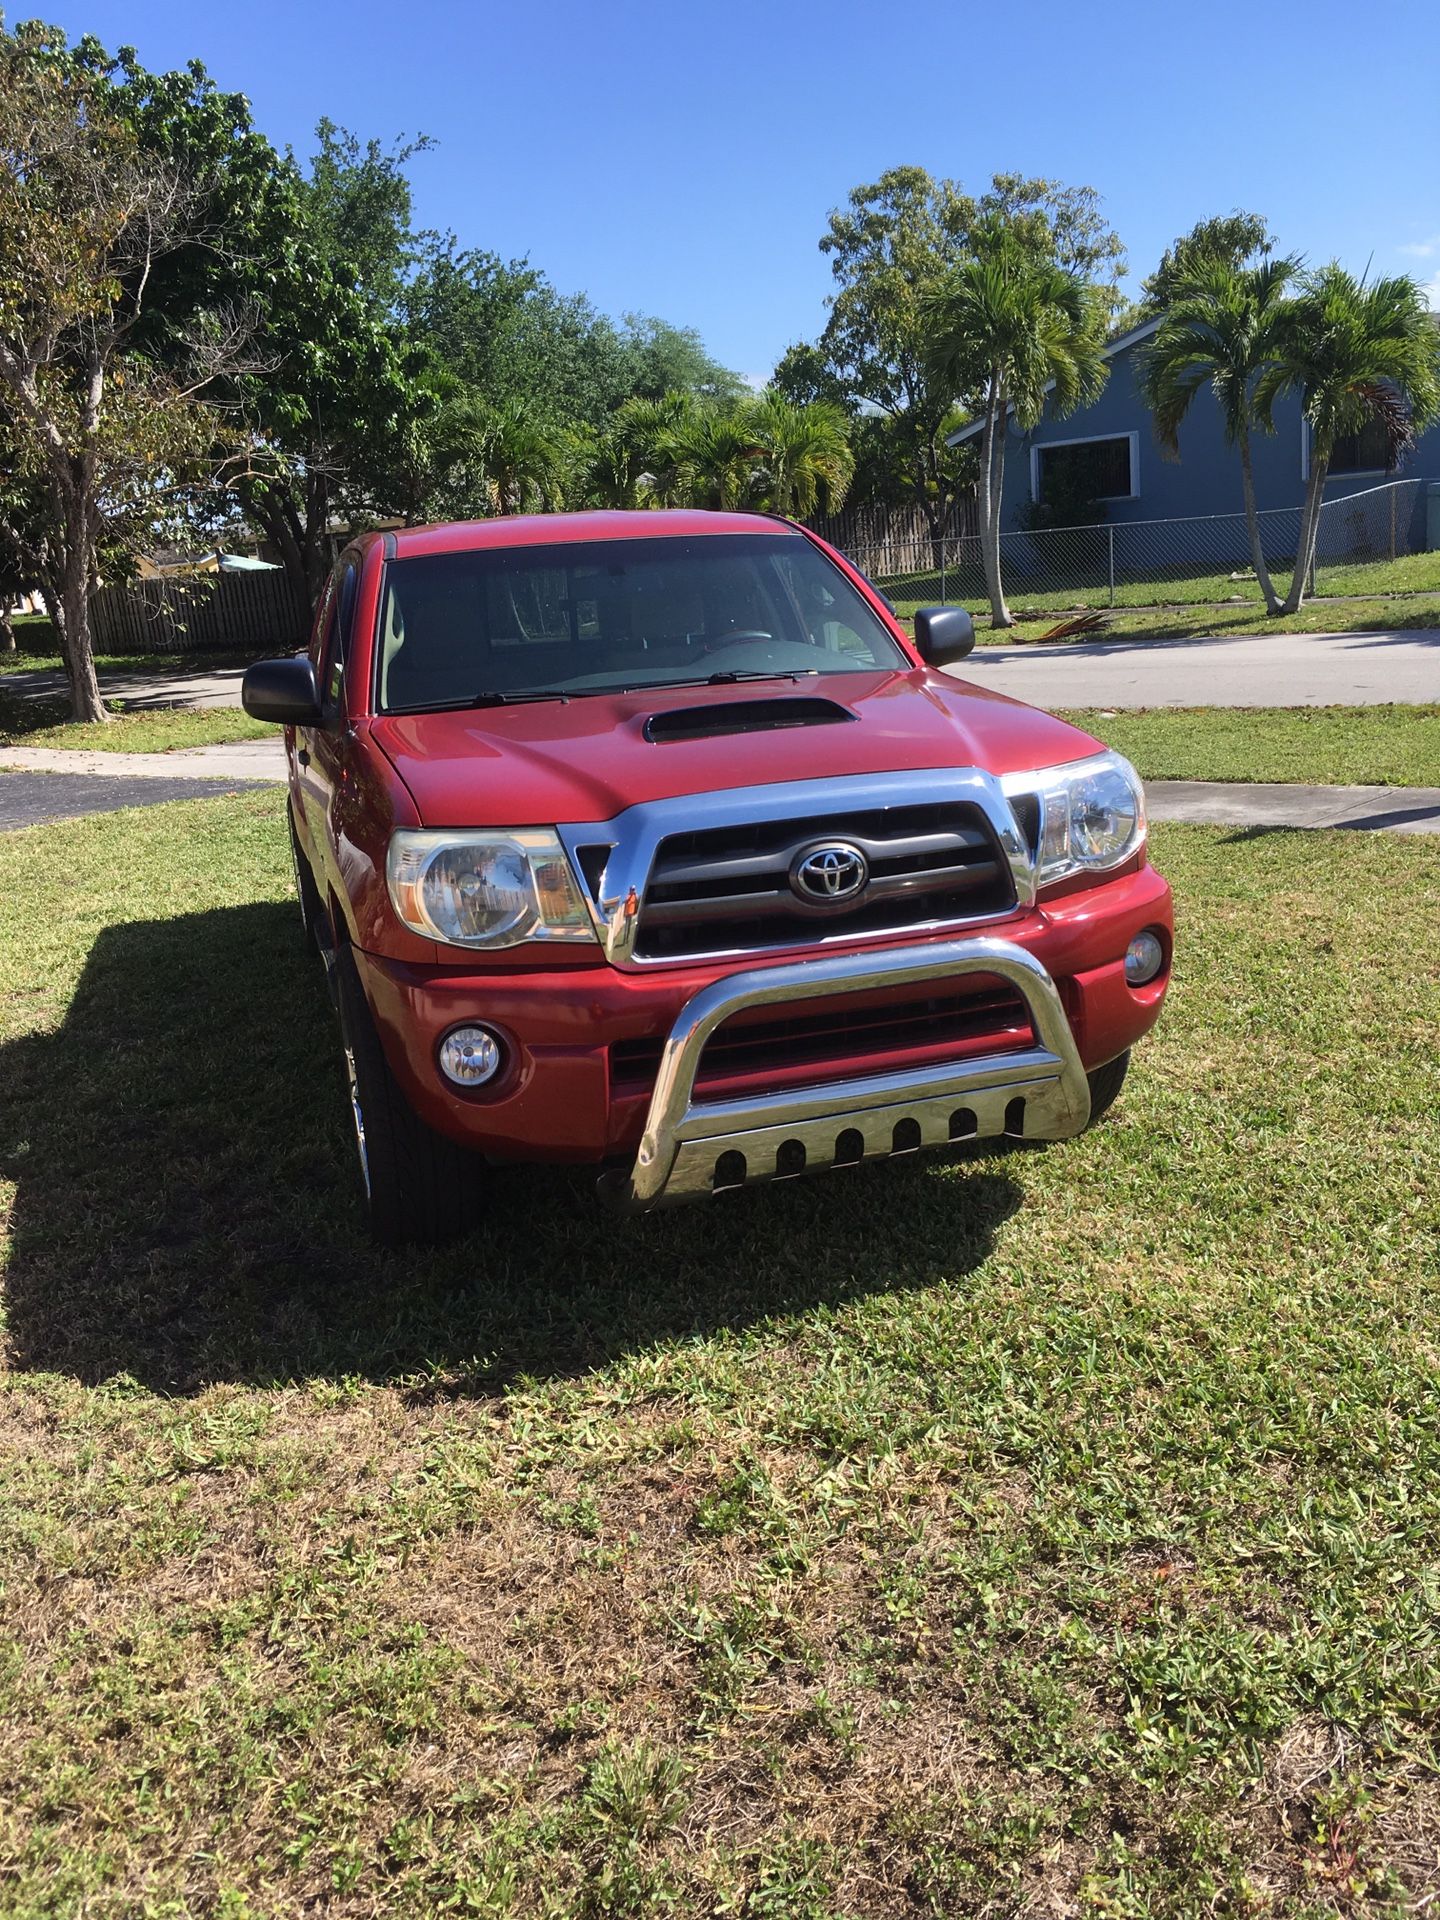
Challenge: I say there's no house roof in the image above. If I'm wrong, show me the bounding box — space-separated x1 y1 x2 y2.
944 315 1162 447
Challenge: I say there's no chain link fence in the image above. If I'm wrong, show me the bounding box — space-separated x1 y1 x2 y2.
844 478 1429 614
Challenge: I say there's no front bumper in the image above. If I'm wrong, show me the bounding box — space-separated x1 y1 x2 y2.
352 860 1172 1177
601 936 1090 1210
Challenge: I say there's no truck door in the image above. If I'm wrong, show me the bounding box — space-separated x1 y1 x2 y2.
295 556 359 904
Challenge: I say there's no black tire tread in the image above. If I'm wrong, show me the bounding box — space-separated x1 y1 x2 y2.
290 808 325 956
337 949 484 1247
1085 1049 1131 1127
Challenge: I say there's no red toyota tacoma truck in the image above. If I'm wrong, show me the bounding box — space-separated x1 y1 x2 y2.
242 510 1172 1245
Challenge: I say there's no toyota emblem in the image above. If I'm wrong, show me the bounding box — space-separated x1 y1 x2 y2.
790 841 869 906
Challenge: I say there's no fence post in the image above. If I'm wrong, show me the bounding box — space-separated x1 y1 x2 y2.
1107 526 1116 608
940 538 947 604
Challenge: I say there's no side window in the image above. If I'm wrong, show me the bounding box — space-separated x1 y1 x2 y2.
307 573 336 669
318 561 359 714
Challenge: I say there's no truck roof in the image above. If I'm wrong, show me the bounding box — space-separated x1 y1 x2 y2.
386 509 798 560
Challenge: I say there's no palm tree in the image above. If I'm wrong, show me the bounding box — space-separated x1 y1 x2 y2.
744 393 854 518
1140 255 1298 614
923 225 1110 627
1257 266 1440 611
667 408 763 510
480 402 567 516
580 393 696 508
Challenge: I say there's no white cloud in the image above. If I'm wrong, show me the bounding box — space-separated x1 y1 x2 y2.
1397 236 1440 259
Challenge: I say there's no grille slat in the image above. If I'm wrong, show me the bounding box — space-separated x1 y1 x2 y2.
634 801 1014 960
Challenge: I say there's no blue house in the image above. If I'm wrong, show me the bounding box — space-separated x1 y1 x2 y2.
945 318 1440 560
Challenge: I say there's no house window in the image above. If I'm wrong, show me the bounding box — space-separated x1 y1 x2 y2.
1327 417 1393 476
1032 434 1136 506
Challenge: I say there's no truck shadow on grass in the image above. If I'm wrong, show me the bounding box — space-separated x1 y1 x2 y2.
1 901 1026 1394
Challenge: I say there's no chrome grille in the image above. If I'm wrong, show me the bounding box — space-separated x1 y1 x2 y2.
634 801 1014 961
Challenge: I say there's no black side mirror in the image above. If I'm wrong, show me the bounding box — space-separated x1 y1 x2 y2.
242 654 322 726
913 605 975 668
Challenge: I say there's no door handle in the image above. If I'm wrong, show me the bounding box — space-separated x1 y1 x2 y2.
297 747 310 767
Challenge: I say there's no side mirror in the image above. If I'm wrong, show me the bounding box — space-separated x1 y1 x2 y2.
242 654 322 726
913 605 975 668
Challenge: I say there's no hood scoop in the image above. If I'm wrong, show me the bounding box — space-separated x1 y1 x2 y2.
643 696 856 745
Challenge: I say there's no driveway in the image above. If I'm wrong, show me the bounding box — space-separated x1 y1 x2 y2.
956 626 1440 707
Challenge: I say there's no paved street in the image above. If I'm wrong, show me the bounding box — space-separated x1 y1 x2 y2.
0 770 277 830
956 626 1440 707
3 626 1438 721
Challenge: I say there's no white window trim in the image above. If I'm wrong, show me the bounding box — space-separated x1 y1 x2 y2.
1029 430 1140 504
1300 418 1389 482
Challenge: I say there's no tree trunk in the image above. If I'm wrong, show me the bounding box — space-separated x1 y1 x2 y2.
61 500 106 723
1282 451 1326 614
977 372 1012 629
0 605 14 653
1238 428 1282 615
983 376 1013 637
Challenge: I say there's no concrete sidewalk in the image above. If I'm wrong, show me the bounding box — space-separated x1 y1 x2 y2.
1148 780 1440 834
0 662 249 709
0 736 286 781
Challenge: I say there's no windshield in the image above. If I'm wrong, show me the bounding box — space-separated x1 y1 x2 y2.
375 533 909 712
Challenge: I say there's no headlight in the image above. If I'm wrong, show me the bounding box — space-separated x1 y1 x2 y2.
1008 752 1145 887
386 830 597 949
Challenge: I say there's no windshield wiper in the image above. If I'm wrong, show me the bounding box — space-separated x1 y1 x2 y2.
469 688 573 707
613 669 820 693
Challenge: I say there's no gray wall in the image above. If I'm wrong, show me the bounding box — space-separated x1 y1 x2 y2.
987 340 1440 534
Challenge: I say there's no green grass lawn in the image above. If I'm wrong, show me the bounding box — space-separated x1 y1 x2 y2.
1064 705 1440 788
881 545 1440 623
2 795 1439 1913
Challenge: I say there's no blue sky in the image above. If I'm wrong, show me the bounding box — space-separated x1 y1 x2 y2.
34 0 1440 381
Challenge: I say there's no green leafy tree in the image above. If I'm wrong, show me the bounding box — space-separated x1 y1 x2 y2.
1258 265 1440 611
810 166 977 551
1140 212 1273 312
1140 254 1297 612
0 23 245 720
924 225 1110 626
301 118 433 311
787 167 1122 550
612 316 744 403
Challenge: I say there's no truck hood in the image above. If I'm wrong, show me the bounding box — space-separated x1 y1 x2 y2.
367 669 1104 829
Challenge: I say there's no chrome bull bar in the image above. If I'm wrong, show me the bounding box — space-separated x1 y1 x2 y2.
601 936 1091 1211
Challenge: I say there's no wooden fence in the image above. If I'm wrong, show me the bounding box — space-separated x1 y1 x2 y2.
91 569 308 655
806 499 979 574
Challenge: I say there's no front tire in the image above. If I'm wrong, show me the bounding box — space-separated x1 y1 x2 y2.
289 809 325 956
336 949 486 1247
1085 1050 1130 1127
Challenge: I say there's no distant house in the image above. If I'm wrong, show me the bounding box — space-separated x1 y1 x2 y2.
945 318 1440 548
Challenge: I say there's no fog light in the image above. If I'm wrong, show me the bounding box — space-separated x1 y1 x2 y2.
438 1024 503 1088
1125 929 1165 986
